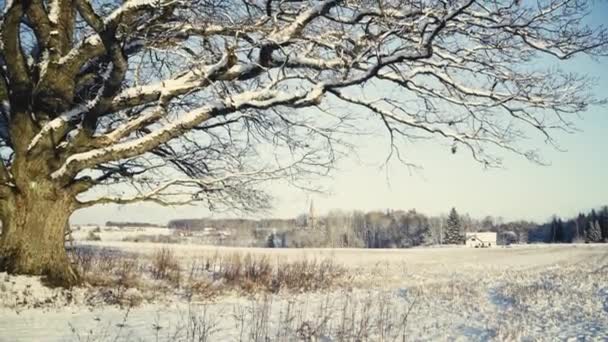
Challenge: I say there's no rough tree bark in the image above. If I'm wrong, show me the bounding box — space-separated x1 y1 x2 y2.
0 189 78 287
0 119 80 286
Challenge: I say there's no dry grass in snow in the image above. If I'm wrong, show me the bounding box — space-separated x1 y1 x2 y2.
0 244 606 341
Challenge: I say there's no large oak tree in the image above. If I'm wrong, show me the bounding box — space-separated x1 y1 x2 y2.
0 0 606 286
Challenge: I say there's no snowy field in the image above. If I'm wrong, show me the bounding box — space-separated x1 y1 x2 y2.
0 243 606 341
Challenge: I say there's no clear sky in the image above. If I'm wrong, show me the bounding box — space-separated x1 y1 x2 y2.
72 2 608 225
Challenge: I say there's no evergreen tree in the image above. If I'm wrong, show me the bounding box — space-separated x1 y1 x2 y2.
267 232 276 248
550 217 566 243
600 206 608 241
585 220 602 243
575 213 586 241
590 209 598 224
444 208 463 244
550 218 557 242
555 218 565 242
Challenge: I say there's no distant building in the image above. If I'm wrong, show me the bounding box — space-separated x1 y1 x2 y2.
465 232 497 248
202 227 216 234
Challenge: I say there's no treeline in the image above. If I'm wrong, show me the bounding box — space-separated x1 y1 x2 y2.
269 208 506 248
529 207 608 243
168 218 297 231
287 206 608 247
166 205 608 248
105 221 164 228
271 209 436 248
169 210 440 248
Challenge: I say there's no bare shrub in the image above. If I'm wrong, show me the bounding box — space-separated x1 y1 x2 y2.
181 304 220 342
186 280 221 301
69 247 123 283
115 258 141 290
151 248 181 285
276 259 344 292
192 253 346 294
218 254 273 292
69 247 144 306
69 248 347 307
69 247 95 278
228 291 419 341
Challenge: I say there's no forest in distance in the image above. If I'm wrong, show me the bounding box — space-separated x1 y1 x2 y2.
97 205 608 248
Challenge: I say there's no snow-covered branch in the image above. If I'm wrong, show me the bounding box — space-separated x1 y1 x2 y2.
52 83 326 182
0 0 605 213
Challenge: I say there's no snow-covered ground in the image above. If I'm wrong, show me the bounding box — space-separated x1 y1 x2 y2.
0 244 606 341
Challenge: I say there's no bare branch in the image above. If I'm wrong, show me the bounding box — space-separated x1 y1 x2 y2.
0 0 605 213
1 1 31 111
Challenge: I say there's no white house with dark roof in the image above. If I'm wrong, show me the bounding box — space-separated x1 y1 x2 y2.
465 232 497 247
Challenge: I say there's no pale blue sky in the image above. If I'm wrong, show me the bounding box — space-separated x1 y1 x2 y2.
72 3 608 225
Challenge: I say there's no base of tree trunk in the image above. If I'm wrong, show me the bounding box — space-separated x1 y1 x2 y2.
0 244 80 287
0 193 80 288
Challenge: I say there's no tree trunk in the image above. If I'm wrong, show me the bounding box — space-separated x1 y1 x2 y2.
0 181 79 287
